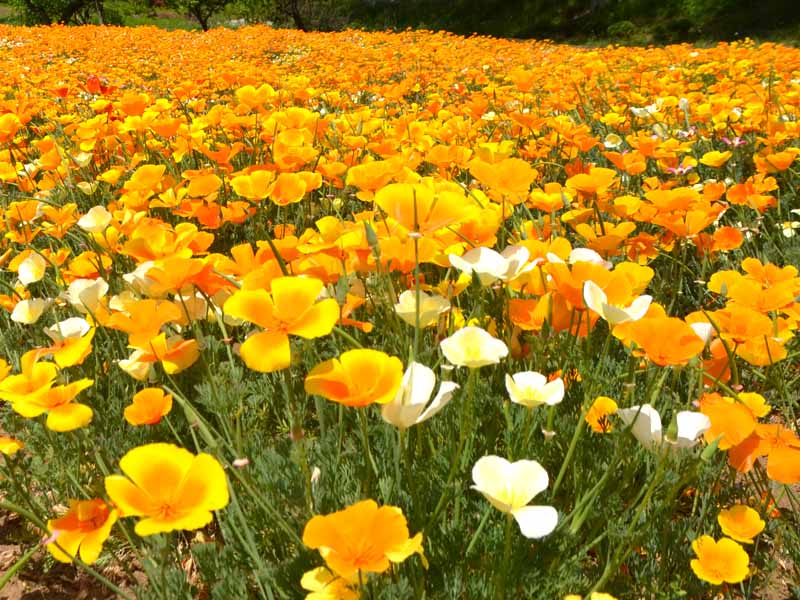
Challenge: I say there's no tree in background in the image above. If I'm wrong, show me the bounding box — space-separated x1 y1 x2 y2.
8 0 800 39
11 0 101 24
168 0 232 30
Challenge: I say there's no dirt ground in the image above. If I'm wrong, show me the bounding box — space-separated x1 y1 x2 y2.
0 511 139 600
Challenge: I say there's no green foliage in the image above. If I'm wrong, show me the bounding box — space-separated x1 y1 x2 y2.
4 0 799 40
166 0 231 30
606 20 637 39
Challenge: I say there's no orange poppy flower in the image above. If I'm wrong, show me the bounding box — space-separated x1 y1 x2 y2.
626 317 705 366
231 169 274 201
565 167 617 196
303 499 424 578
305 349 403 407
699 393 756 450
375 182 474 235
47 499 118 564
0 436 24 455
124 388 173 426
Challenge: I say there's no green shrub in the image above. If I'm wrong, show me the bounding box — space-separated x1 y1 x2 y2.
607 20 637 39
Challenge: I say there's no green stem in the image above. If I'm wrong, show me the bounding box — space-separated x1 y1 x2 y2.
515 407 536 459
465 505 493 557
283 369 314 515
425 368 477 530
588 458 667 594
394 428 405 502
496 513 514 600
332 326 364 349
550 400 590 498
0 545 38 591
358 407 379 481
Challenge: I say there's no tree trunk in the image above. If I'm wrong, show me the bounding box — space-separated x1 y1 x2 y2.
59 0 90 24
288 0 307 31
192 8 210 30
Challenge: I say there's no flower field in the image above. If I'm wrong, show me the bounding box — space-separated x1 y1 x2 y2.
0 23 799 599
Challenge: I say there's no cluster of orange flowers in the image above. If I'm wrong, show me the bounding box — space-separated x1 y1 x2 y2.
0 23 798 595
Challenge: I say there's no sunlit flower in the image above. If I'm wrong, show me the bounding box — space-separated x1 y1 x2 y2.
128 333 200 376
42 317 95 368
717 505 765 544
439 326 508 368
381 361 459 429
471 455 558 539
449 245 534 286
124 388 173 426
63 278 108 314
105 443 229 536
305 349 403 407
10 298 51 324
617 404 710 450
77 206 112 233
394 290 450 328
690 535 749 585
583 280 651 326
0 351 94 432
505 371 564 408
17 252 47 286
699 150 732 168
625 317 705 366
224 276 339 372
302 499 424 578
699 393 757 450
46 499 118 564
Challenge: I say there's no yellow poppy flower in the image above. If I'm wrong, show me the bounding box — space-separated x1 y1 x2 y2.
105 443 229 536
717 505 765 544
224 276 339 372
690 535 749 585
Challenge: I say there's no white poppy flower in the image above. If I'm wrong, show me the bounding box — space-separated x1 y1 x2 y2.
44 317 91 343
394 290 450 328
63 278 108 314
567 248 612 269
505 371 564 408
583 280 652 326
10 298 51 324
617 404 710 450
690 322 715 345
77 205 112 233
123 261 158 296
17 253 47 286
472 455 558 539
381 362 459 429
449 245 535 286
440 326 508 369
